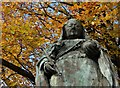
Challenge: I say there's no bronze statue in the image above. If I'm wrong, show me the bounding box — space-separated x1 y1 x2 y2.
35 19 119 87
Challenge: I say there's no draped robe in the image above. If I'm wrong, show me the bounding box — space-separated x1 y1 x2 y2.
35 39 119 87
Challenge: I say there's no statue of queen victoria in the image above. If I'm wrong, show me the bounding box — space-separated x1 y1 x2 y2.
35 19 119 87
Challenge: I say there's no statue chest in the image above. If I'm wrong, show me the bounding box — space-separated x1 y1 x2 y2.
50 50 109 86
54 39 85 60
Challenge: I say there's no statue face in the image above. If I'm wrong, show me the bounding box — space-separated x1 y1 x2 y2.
64 19 83 39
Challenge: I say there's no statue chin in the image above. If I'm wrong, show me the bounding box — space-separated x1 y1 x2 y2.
66 35 80 39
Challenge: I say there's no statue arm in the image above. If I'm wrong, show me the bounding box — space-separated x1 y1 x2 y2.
83 39 119 86
35 56 49 86
36 55 48 71
36 43 58 72
35 42 63 86
82 39 101 62
36 44 59 80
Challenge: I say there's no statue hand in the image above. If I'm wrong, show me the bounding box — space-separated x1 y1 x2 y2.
82 40 100 61
43 61 57 76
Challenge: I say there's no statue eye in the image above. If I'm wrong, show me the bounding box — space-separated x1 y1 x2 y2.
76 24 80 27
67 23 74 27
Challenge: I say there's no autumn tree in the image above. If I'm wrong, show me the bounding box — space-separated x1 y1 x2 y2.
1 2 120 86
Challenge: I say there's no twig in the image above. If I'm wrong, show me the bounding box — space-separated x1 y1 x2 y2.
40 3 62 23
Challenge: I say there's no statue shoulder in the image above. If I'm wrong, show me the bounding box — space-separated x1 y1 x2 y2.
82 39 100 48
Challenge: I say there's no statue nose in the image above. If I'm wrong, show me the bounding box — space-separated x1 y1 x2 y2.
71 25 75 30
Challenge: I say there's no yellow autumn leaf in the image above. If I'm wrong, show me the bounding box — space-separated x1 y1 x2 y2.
9 82 17 86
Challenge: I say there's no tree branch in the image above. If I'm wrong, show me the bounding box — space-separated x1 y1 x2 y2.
40 3 62 23
2 49 30 73
59 2 74 6
46 3 69 16
1 59 35 85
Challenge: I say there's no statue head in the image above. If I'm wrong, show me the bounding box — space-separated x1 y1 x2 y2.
61 19 85 40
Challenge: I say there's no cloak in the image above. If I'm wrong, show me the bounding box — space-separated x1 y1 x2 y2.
35 39 119 87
